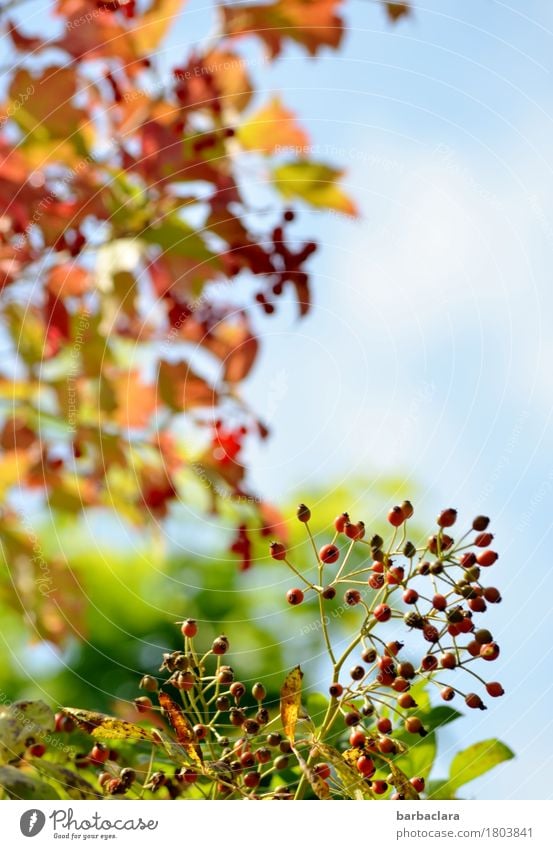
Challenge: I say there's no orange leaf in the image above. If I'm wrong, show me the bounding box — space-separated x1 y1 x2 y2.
239 97 309 154
221 0 344 59
158 692 203 765
385 2 411 22
111 371 158 429
158 361 217 412
280 665 303 741
47 264 90 298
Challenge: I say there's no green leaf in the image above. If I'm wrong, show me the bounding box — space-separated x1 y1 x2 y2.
0 765 60 800
143 217 216 262
447 739 514 792
273 161 357 215
30 760 101 800
0 700 55 764
428 739 514 799
424 705 463 732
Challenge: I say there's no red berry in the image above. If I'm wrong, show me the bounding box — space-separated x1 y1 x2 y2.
437 508 457 528
387 506 405 527
28 743 46 758
397 693 417 709
319 544 340 564
372 780 388 795
460 552 477 568
286 588 304 605
378 737 396 754
405 717 425 735
473 515 490 531
376 717 392 734
432 594 447 611
349 730 366 747
368 574 384 590
477 549 498 567
244 771 261 789
410 776 425 793
314 763 331 780
440 653 456 669
240 751 255 769
441 686 455 701
322 585 336 600
403 589 418 604
179 768 198 784
256 748 272 764
486 681 505 697
421 654 438 671
344 589 361 606
373 603 391 623
391 676 410 693
90 744 109 764
55 712 75 733
371 561 385 573
212 636 229 655
296 503 311 523
483 586 502 603
423 624 440 643
334 512 349 533
386 566 404 585
270 541 286 561
475 532 494 547
329 683 343 698
469 596 487 613
356 755 375 777
465 693 486 710
181 619 198 638
480 642 500 661
467 640 481 657
401 500 414 519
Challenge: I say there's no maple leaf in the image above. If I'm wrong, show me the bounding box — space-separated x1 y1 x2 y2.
221 0 344 59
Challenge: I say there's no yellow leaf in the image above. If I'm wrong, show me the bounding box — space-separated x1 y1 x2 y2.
390 762 420 799
294 746 331 798
158 692 203 765
132 0 187 54
273 161 357 216
314 742 374 800
61 708 158 743
280 665 303 742
239 97 309 155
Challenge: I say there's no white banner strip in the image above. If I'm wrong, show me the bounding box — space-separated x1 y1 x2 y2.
3 800 552 848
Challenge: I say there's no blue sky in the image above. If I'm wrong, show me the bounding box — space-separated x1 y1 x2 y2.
6 0 553 799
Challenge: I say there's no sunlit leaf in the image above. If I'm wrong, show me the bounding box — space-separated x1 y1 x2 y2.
221 0 344 59
158 692 203 765
273 161 357 215
61 709 158 743
0 765 60 800
280 665 303 741
239 97 309 154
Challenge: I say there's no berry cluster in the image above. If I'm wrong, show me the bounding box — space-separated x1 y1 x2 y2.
40 500 503 801
268 501 504 798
